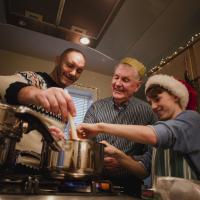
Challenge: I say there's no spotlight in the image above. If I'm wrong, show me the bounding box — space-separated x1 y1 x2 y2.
80 37 90 45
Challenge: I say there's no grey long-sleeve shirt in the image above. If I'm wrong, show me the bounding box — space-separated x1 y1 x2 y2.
152 110 200 179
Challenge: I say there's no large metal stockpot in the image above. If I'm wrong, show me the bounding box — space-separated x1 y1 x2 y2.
46 139 105 179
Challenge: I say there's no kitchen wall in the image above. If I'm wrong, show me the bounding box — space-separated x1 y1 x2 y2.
0 49 112 99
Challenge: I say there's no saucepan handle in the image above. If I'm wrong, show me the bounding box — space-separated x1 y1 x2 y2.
14 106 61 151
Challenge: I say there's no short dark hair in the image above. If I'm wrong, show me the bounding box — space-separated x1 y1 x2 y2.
146 84 173 99
60 48 86 60
146 84 182 108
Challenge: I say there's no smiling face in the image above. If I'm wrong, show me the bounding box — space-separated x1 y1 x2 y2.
111 64 141 105
146 87 182 120
55 51 86 87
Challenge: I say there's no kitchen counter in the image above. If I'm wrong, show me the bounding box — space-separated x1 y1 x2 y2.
0 195 140 200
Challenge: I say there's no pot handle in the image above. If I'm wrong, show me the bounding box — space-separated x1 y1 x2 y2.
17 150 41 160
14 107 61 151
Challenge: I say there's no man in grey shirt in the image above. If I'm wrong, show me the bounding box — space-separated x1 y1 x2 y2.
83 57 157 197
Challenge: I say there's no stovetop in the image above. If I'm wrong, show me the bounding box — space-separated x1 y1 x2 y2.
0 169 140 200
0 195 139 200
0 171 123 196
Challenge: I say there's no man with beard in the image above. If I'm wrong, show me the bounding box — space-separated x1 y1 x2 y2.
0 48 86 153
81 57 157 197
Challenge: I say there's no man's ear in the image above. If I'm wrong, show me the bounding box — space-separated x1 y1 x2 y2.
174 95 181 106
135 81 142 92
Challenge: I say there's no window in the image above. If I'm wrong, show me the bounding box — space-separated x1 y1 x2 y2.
67 88 93 125
64 84 98 137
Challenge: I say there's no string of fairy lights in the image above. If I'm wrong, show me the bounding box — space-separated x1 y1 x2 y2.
147 32 200 77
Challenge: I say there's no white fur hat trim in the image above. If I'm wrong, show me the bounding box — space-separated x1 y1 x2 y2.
145 74 189 109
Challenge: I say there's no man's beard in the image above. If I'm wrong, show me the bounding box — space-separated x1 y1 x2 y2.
56 66 77 86
64 73 77 82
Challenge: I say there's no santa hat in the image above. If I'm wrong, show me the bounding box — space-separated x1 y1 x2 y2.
178 79 198 110
145 74 189 109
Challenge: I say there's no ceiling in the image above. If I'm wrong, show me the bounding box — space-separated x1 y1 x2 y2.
1 0 200 76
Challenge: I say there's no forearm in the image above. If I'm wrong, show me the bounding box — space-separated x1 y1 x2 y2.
98 123 158 145
117 152 148 178
104 143 148 178
5 82 31 105
0 73 29 104
17 86 40 105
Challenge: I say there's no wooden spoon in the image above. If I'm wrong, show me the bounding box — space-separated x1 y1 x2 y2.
67 112 78 140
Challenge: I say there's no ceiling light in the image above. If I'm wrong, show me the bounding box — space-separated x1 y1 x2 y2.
80 37 90 45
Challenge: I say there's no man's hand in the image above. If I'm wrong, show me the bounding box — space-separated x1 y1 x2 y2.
101 140 125 159
100 140 123 171
17 86 76 121
104 157 120 171
101 140 148 177
76 123 100 138
49 126 66 140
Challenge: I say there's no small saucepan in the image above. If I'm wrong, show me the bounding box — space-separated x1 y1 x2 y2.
46 138 105 180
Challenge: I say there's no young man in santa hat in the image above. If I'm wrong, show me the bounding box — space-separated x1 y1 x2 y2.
76 74 200 179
